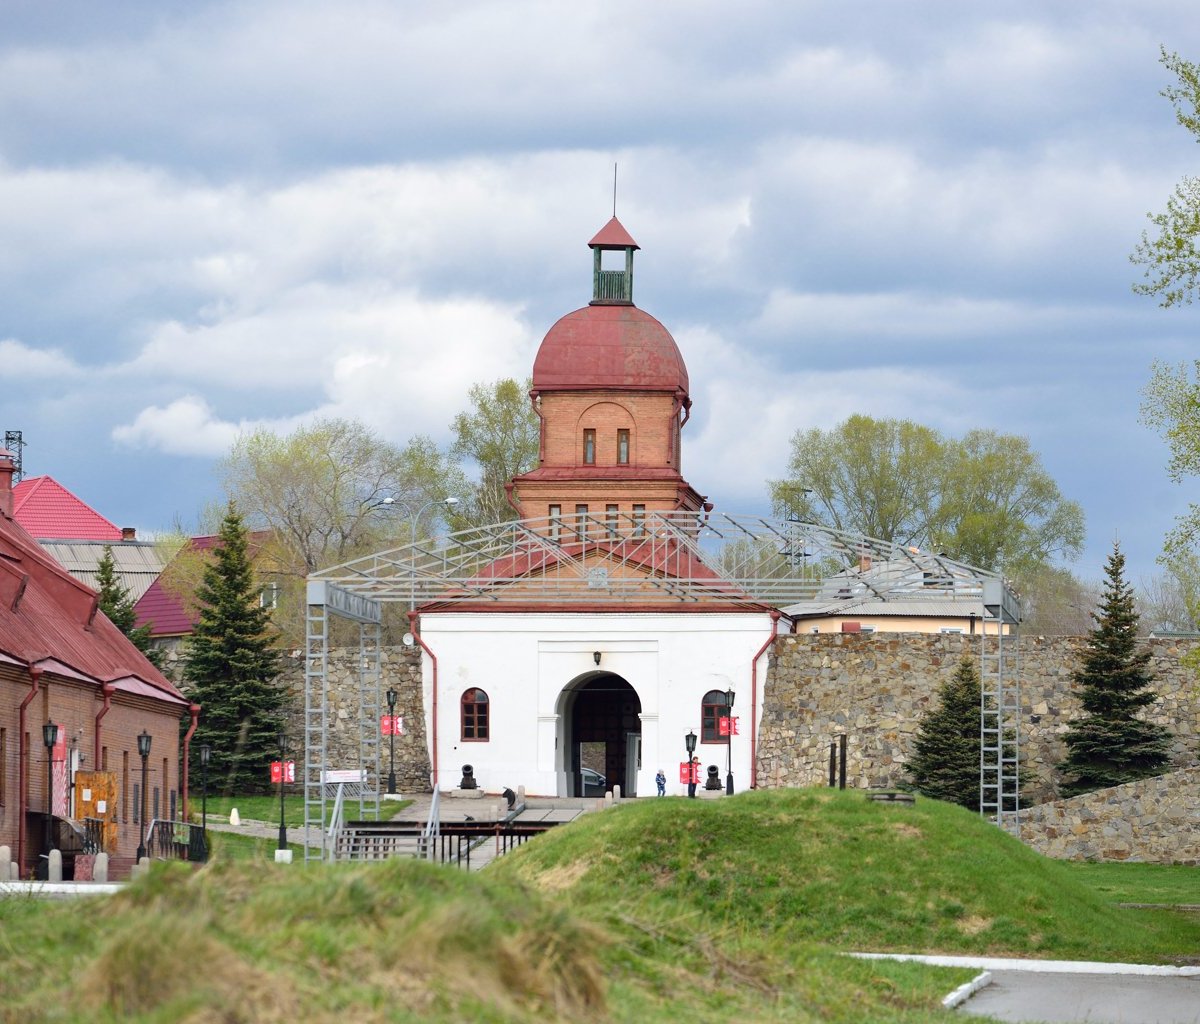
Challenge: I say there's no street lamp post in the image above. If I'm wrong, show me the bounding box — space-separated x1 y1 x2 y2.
136 730 151 862
42 722 58 873
385 688 398 795
685 729 697 798
277 731 288 852
724 688 736 796
199 744 211 863
381 496 460 611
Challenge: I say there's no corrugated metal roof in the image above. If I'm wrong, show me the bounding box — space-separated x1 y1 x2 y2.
12 476 123 541
38 539 165 602
0 510 186 704
784 597 984 618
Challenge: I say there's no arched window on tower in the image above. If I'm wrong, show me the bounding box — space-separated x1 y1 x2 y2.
461 688 490 741
701 690 728 743
583 428 596 464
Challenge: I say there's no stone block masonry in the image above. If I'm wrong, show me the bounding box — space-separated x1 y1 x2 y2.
1018 768 1200 864
757 633 1199 806
276 646 431 794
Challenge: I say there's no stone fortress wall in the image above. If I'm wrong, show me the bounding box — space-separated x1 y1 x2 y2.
757 633 1199 805
265 632 1198 859
1017 768 1200 864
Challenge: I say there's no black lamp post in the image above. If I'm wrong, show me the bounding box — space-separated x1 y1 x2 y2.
136 730 151 862
199 744 211 863
685 729 697 798
42 722 58 870
277 731 288 852
385 688 398 795
724 688 736 796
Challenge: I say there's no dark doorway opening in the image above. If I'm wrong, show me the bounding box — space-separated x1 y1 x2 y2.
567 675 641 797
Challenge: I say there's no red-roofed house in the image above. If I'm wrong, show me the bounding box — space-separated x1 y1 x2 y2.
0 451 198 880
133 533 276 670
12 474 165 603
12 476 124 541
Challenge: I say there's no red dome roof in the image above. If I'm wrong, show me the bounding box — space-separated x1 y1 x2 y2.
532 304 689 394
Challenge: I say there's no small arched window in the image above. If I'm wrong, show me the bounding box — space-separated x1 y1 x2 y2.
461 688 490 741
701 689 729 743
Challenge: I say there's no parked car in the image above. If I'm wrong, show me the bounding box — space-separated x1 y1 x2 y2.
580 767 606 796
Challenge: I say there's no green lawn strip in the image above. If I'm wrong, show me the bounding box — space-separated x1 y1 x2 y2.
1061 860 1200 907
494 788 1200 965
206 829 304 862
200 793 413 828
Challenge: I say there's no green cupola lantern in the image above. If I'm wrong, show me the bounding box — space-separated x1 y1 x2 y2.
588 216 639 305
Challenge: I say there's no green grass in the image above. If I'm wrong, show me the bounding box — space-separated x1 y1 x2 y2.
2 788 1198 1022
206 830 304 862
200 793 412 828
493 788 1200 965
1061 860 1200 906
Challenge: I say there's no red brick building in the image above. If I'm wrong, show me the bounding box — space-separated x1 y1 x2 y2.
0 449 196 879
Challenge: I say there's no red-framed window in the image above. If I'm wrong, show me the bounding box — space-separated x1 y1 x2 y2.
701 689 729 743
461 688 490 741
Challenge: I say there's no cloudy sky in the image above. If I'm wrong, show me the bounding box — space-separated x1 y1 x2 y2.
1 1 1197 584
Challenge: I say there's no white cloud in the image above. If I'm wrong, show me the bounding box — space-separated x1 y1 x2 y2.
112 396 252 457
0 338 82 378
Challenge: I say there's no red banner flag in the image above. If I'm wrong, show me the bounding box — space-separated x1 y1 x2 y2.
270 760 296 784
718 716 740 737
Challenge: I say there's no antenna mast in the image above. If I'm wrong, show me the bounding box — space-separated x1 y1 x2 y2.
3 430 24 483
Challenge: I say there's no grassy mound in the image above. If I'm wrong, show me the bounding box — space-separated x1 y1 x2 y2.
2 789 1195 1022
0 858 606 1024
494 788 1200 963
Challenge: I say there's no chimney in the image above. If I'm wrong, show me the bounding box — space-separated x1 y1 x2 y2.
121 527 137 541
858 552 871 573
0 449 13 517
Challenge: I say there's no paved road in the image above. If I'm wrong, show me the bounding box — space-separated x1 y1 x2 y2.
959 970 1200 1023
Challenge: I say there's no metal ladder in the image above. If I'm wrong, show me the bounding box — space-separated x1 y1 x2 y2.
979 579 1021 831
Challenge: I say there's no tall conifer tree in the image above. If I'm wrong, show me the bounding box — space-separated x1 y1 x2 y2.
95 545 163 669
907 657 985 809
1058 543 1171 797
184 503 285 794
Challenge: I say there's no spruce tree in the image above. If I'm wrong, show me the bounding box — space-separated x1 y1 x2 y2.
183 503 285 794
907 657 985 809
1058 542 1171 797
95 545 164 669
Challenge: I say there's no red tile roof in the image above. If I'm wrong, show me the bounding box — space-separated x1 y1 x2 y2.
12 476 123 541
0 509 186 705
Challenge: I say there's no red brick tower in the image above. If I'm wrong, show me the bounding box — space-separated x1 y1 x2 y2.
510 218 710 529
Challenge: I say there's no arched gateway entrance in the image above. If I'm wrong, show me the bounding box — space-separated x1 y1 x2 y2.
558 673 642 798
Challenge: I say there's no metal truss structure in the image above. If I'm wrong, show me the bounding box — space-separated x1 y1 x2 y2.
302 511 1021 859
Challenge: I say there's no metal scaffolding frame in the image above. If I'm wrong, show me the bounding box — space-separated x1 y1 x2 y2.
302 511 1021 858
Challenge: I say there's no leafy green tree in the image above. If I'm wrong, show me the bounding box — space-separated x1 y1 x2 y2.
449 377 540 528
769 415 1084 575
1131 48 1200 307
94 545 164 669
1058 543 1171 797
183 503 286 795
224 418 461 576
907 657 985 810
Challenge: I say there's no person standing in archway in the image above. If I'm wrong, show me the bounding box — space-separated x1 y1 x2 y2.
656 768 666 796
